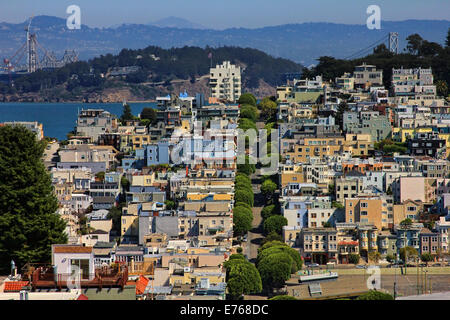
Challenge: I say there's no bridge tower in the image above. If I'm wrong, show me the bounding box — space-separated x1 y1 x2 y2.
389 32 399 54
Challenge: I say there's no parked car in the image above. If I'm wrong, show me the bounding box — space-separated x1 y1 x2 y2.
242 235 248 242
431 263 441 267
306 263 319 268
356 265 367 269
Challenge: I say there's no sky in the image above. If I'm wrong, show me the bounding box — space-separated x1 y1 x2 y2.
1 0 449 29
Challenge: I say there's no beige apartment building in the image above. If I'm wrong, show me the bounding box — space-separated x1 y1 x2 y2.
392 199 424 225
358 225 379 259
209 61 241 103
283 136 345 163
279 164 306 187
335 176 364 203
344 133 374 156
58 144 117 170
353 63 383 89
301 228 338 264
345 196 391 230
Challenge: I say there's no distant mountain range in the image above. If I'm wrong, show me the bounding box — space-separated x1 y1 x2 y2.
0 15 448 66
149 16 206 29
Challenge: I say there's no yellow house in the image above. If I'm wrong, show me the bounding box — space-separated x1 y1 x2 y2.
284 136 345 163
131 173 156 186
392 127 432 143
120 134 151 152
276 85 293 101
121 214 139 238
280 164 306 187
344 133 373 156
393 200 423 225
186 193 233 202
169 269 225 286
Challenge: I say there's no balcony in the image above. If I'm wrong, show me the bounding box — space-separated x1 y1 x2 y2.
28 264 129 290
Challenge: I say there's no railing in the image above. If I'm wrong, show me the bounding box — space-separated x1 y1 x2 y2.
31 265 128 289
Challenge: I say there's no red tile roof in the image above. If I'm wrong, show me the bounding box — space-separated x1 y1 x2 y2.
4 281 30 292
136 275 149 295
77 294 89 300
53 245 92 253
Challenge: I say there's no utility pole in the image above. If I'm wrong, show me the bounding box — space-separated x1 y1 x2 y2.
416 257 419 295
394 262 397 298
425 270 428 294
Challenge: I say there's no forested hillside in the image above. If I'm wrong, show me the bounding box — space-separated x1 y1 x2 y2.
0 46 302 98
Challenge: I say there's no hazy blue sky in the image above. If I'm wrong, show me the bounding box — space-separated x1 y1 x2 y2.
2 0 449 29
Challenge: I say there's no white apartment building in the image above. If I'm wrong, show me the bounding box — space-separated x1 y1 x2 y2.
435 216 450 253
209 61 241 103
353 63 383 89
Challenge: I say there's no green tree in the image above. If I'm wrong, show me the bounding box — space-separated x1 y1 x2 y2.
261 204 276 220
400 218 413 227
235 189 254 207
348 254 360 264
120 103 134 123
257 242 302 272
261 179 277 200
140 107 157 124
235 202 251 210
332 201 344 209
336 101 350 131
356 290 394 300
235 182 253 193
0 125 67 273
224 257 262 299
373 43 390 54
237 155 256 176
238 118 257 131
263 215 288 235
399 246 418 263
121 176 130 192
386 254 395 263
240 105 259 122
96 171 105 181
261 231 284 246
257 252 293 290
233 206 253 223
107 206 122 233
238 93 257 107
259 97 277 120
419 40 442 56
368 251 381 263
233 209 252 236
436 80 448 98
446 28 450 48
420 253 433 265
165 200 176 210
406 34 424 55
236 173 252 183
269 295 298 300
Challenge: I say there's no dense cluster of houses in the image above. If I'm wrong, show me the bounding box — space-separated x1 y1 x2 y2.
278 64 450 265
1 60 450 300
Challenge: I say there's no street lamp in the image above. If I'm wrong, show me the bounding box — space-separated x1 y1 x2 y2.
394 251 399 299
